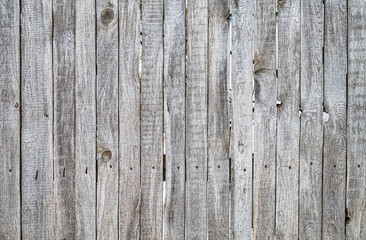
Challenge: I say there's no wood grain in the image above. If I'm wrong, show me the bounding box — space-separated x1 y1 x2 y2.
163 0 186 239
0 1 21 239
21 0 54 238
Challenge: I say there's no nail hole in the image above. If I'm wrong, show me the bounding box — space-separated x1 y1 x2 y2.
177 166 180 169
35 170 38 180
152 166 155 169
218 165 220 168
334 165 336 168
110 165 112 168
196 166 198 169
102 151 112 160
63 168 66 177
358 164 360 168
9 169 12 172
265 165 267 168
44 114 48 118
130 167 133 170
85 168 88 174
289 166 291 169
310 162 313 165
244 168 246 172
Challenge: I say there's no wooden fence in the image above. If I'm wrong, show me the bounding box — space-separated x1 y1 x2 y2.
0 0 365 239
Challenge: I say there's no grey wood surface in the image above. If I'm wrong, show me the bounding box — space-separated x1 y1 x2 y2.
299 0 324 239
185 0 208 238
96 1 119 239
53 0 76 238
323 0 347 239
75 0 97 238
208 0 230 238
119 0 141 239
140 0 164 239
230 0 254 239
163 0 186 239
276 0 300 239
253 0 277 238
21 0 54 238
0 1 21 239
347 0 366 239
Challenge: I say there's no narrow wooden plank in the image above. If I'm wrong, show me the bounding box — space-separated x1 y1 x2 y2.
230 0 254 238
347 0 366 239
0 1 21 239
208 0 230 238
186 0 208 238
163 0 186 239
299 0 324 238
96 1 119 239
276 0 300 239
253 0 277 238
119 0 141 238
21 0 53 238
322 0 347 239
140 0 164 238
75 0 97 238
53 0 76 238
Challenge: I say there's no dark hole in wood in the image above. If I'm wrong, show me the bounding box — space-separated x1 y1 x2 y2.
289 166 291 169
9 169 12 172
130 167 133 170
358 164 360 168
196 166 198 169
35 170 38 180
244 168 246 172
218 165 220 168
110 165 112 168
85 168 88 174
177 166 180 169
265 165 267 168
63 168 66 177
310 162 313 165
334 165 336 168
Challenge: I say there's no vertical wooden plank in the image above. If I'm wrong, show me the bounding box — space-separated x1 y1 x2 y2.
53 0 76 238
276 0 300 239
322 0 347 239
299 0 324 238
75 0 97 238
21 0 53 238
186 0 208 238
208 0 230 238
253 0 277 238
347 0 366 239
163 0 186 239
119 0 141 239
0 1 21 239
140 0 164 238
96 0 119 239
230 0 254 238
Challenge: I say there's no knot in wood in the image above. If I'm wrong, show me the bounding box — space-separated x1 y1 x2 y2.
101 9 114 24
102 150 112 161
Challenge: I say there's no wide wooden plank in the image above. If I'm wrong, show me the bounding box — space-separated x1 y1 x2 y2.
96 1 119 239
347 0 366 239
208 0 230 238
119 0 141 239
186 0 208 238
53 0 76 238
75 0 97 238
140 0 164 239
299 0 324 238
0 1 21 239
163 0 186 239
230 0 254 238
21 0 54 238
276 0 300 239
322 0 347 239
253 0 277 238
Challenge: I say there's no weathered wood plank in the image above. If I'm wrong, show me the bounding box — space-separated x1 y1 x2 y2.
299 0 324 238
21 0 53 238
276 0 300 239
163 0 186 239
230 0 254 239
0 1 21 239
186 0 208 238
53 0 76 238
253 0 277 238
119 0 141 239
140 0 164 239
322 0 347 239
347 0 366 239
96 1 119 239
208 0 230 238
75 0 97 238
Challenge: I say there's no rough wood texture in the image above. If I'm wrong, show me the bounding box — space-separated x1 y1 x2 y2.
276 0 300 239
0 1 21 239
347 0 366 239
21 0 54 238
140 0 164 239
299 0 324 238
163 0 186 239
96 1 119 239
253 0 277 238
53 0 76 238
186 0 208 238
230 0 254 238
208 0 230 238
75 0 96 238
119 0 141 239
323 0 347 239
